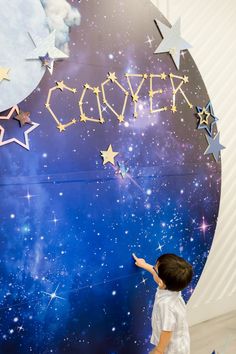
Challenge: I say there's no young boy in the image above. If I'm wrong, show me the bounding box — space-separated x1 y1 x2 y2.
132 253 193 354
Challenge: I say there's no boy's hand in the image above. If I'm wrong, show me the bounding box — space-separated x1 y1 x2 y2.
149 349 163 354
132 253 147 268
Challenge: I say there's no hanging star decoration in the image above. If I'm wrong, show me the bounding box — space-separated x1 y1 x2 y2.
0 67 10 82
14 110 33 127
154 18 192 70
204 132 225 162
196 101 218 136
39 52 54 75
115 161 129 178
0 106 39 150
26 30 68 75
100 145 119 165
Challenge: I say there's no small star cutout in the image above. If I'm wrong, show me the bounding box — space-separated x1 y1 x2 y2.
132 94 139 102
149 90 154 98
39 52 54 74
183 76 189 83
80 113 87 122
171 105 177 113
14 110 32 127
0 67 10 82
107 72 117 82
93 87 101 95
160 72 167 80
118 115 125 123
100 144 119 165
57 124 66 132
56 81 65 91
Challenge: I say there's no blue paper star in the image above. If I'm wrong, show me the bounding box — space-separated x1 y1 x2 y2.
204 132 225 162
196 101 218 136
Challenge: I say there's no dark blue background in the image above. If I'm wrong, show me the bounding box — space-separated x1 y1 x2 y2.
0 1 221 353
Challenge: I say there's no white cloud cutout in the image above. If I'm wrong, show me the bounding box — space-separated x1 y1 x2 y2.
40 0 81 54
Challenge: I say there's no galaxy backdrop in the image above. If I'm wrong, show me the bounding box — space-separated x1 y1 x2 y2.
0 0 221 353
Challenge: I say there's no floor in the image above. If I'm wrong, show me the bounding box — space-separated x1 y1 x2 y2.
190 310 236 354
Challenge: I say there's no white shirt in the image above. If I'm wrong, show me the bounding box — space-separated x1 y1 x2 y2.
150 287 190 354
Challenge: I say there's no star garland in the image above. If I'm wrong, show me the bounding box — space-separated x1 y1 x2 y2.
45 81 77 132
169 73 193 113
149 73 168 113
79 83 105 124
0 67 10 82
101 72 129 123
125 73 148 118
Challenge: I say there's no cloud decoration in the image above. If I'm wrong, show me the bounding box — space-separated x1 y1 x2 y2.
40 0 81 54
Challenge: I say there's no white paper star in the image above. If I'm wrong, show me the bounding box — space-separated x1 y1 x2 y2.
154 18 192 70
26 30 68 74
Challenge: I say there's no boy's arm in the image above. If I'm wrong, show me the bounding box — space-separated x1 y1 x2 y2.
132 253 155 275
150 330 172 354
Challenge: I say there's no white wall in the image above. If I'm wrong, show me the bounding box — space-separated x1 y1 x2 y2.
151 0 236 326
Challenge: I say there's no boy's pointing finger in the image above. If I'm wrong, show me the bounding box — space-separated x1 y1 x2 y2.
132 253 138 261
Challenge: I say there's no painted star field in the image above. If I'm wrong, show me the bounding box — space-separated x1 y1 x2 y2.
0 0 221 353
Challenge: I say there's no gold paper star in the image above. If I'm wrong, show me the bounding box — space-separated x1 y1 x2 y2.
57 124 66 132
0 67 10 82
100 144 119 165
118 115 124 123
93 87 101 95
183 76 189 83
149 90 154 98
56 81 65 91
132 94 139 102
160 72 167 80
107 72 117 82
80 113 87 122
171 105 177 113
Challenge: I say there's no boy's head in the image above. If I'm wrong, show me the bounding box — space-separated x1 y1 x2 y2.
153 253 193 291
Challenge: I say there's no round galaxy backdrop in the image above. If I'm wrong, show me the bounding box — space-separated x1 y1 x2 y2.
0 0 221 353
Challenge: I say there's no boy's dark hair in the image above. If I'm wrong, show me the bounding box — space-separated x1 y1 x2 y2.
156 253 193 291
